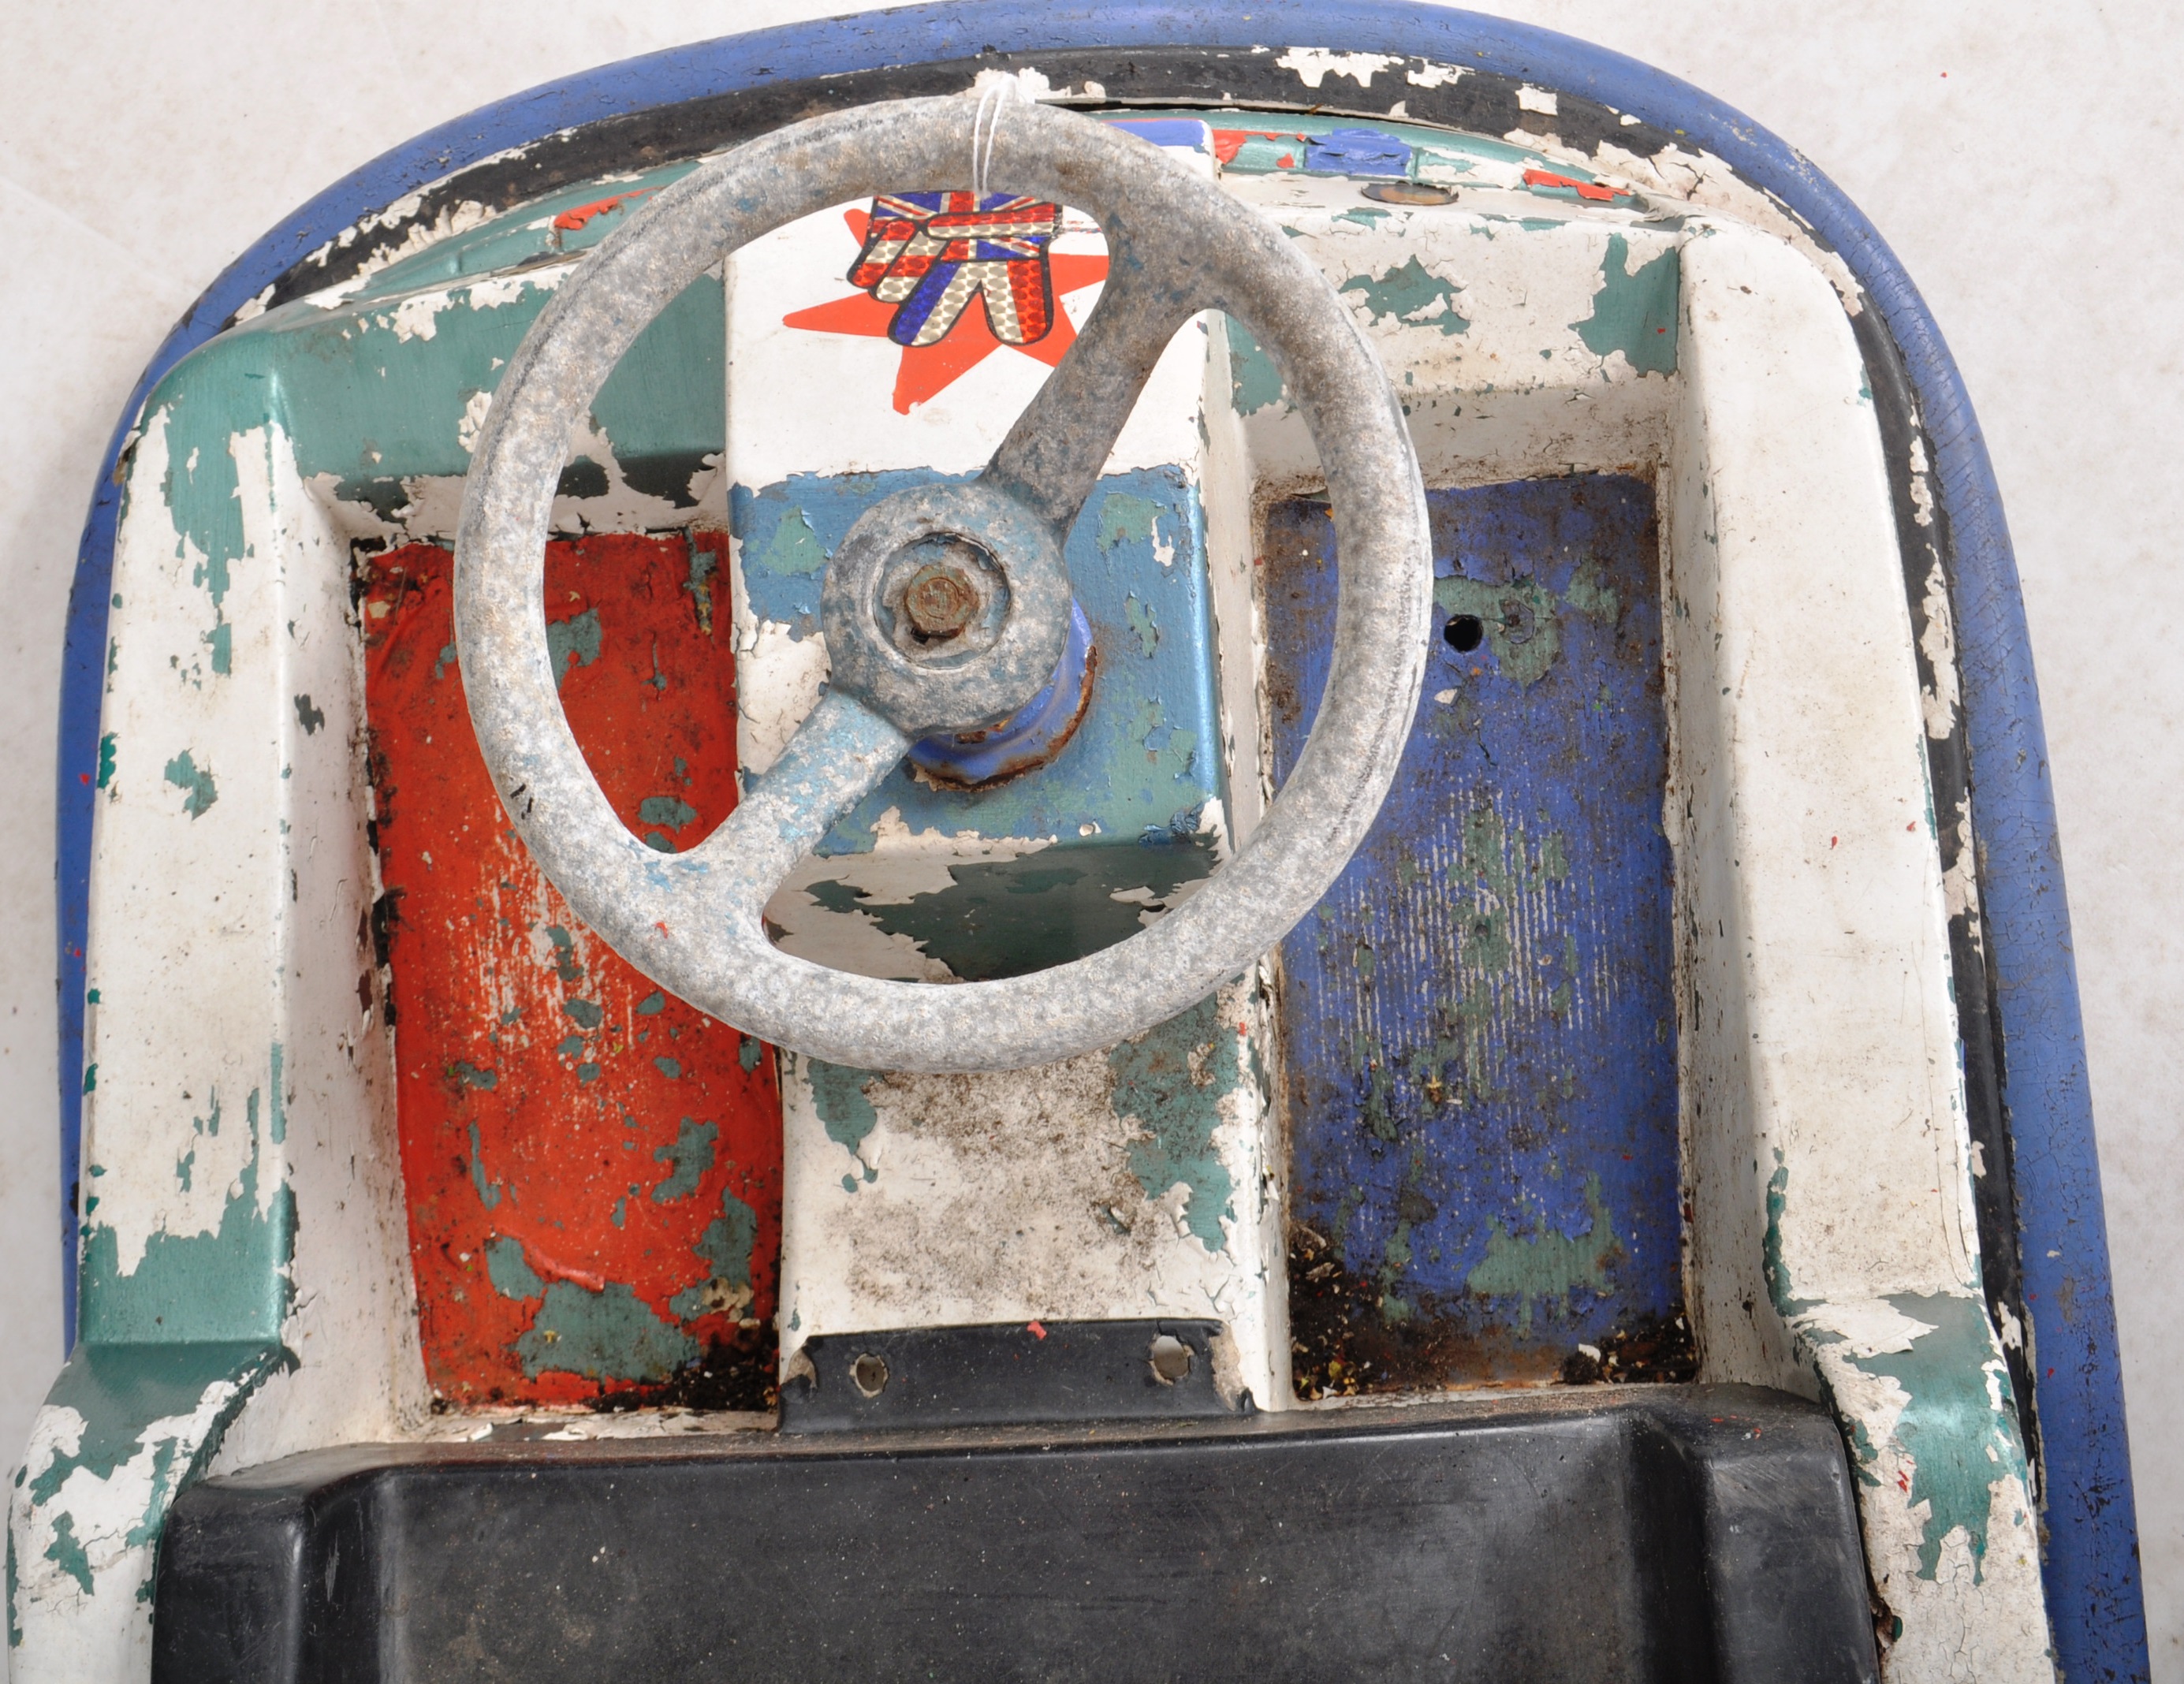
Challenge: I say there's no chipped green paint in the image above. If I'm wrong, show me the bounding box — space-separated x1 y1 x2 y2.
1463 1172 1619 1332
807 1059 881 1186
95 732 117 790
485 1235 544 1301
1565 557 1620 623
651 1117 717 1202
1340 255 1470 336
636 990 667 1015
77 1119 294 1346
653 1055 682 1079
162 751 218 818
1763 1149 1793 1307
761 507 827 576
1124 595 1160 657
293 694 325 736
1433 576 1561 687
1223 317 1287 415
467 1120 504 1210
808 836 1217 983
542 925 581 985
266 1042 285 1145
669 1187 760 1318
1855 1293 2029 1582
1097 491 1161 551
545 607 601 687
40 1514 92 1597
561 998 603 1030
514 1282 698 1381
1109 996 1236 1253
638 795 699 830
1572 234 1679 377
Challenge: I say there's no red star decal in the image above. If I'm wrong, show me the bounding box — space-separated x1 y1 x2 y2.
782 209 1110 415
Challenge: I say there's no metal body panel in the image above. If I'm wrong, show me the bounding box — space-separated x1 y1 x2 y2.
1269 476 1680 1394
19 10 2141 1682
363 535 782 1411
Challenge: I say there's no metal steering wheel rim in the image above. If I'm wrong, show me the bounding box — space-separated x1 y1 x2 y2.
453 94 1430 1074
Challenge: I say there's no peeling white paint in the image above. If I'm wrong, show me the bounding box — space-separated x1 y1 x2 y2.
1404 61 1467 90
1273 47 1398 89
1517 85 1560 117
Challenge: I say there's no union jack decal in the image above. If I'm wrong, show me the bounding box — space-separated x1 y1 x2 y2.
848 192 1063 348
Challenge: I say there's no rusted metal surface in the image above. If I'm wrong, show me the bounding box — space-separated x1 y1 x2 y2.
453 92 1430 1072
364 534 781 1409
1268 478 1686 1396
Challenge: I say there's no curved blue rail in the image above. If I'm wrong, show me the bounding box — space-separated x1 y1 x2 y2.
54 6 2143 1673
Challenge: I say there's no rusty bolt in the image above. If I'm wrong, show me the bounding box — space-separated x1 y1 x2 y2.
902 562 979 640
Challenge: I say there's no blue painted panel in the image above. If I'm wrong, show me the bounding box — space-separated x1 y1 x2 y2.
1269 475 1682 1393
734 464 1224 980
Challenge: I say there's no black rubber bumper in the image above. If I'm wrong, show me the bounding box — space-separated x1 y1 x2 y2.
153 1384 1877 1682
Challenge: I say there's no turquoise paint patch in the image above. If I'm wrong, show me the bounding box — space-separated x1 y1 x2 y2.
636 990 666 1015
96 732 117 789
1463 1173 1619 1334
807 1059 880 1180
467 1120 503 1209
653 1055 682 1079
761 508 828 579
639 795 699 830
1340 255 1470 336
514 1282 698 1381
546 607 601 687
1108 996 1236 1252
1097 492 1161 551
651 1117 717 1202
485 1234 544 1301
1124 595 1160 657
162 751 218 818
561 998 603 1030
1224 318 1286 415
669 1187 760 1319
1856 1293 2028 1582
77 1124 294 1345
1572 235 1679 376
42 1514 91 1596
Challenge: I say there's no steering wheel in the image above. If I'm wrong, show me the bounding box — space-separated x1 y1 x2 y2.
453 94 1429 1074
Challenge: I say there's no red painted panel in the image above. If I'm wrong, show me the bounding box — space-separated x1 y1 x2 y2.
363 534 781 1410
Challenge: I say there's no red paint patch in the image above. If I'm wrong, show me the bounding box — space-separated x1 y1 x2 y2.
552 189 653 232
364 535 781 1410
1521 168 1626 203
1209 129 1304 166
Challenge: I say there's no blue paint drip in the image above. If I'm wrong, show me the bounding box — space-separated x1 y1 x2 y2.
47 8 2138 1671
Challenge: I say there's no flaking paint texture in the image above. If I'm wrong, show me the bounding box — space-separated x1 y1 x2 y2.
363 534 781 1410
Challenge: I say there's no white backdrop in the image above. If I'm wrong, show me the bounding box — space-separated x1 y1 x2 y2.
2 2 2175 1673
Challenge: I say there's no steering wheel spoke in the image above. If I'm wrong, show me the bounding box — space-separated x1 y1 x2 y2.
684 690 911 922
982 242 1206 534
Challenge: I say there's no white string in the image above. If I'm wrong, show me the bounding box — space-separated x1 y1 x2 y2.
970 76 1019 203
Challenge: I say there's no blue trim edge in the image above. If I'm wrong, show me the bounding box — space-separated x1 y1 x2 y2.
54 5 2144 1674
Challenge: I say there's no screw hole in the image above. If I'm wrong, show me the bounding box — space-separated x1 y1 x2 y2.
1148 1334 1193 1385
1444 614 1485 654
850 1353 889 1398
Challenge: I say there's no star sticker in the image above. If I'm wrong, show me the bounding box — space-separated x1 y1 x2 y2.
782 208 1110 415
